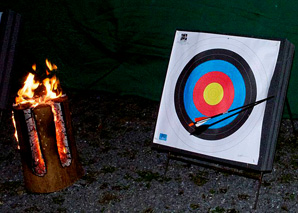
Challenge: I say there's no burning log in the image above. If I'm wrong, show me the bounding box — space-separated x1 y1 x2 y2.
12 59 83 193
51 101 72 167
13 96 83 193
23 107 47 177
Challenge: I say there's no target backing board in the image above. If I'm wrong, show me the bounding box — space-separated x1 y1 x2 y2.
153 30 294 172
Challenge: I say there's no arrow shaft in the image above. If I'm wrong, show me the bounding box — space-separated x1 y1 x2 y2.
226 96 274 114
194 96 274 125
205 96 274 127
191 96 274 136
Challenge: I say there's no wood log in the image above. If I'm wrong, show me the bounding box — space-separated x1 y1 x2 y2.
13 96 84 193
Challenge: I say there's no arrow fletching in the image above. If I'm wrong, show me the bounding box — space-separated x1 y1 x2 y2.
189 117 210 127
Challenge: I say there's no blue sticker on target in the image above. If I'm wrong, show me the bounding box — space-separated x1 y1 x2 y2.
159 133 167 141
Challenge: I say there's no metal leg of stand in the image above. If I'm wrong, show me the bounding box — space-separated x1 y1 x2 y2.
253 172 263 210
164 152 171 177
286 97 296 133
0 110 3 127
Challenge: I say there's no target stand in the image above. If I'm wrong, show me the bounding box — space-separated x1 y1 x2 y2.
163 151 265 209
153 31 295 209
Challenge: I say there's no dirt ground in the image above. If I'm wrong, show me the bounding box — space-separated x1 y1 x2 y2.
0 91 298 212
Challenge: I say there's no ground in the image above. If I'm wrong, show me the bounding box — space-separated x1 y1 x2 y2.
0 91 297 212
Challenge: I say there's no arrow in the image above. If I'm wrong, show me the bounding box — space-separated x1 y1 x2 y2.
190 96 274 136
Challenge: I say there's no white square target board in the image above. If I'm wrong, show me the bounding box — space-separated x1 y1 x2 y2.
153 31 294 172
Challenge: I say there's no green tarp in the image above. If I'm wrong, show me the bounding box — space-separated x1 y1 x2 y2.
1 0 298 116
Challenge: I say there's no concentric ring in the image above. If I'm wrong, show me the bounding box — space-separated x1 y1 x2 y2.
193 71 234 116
174 49 257 140
203 82 224 106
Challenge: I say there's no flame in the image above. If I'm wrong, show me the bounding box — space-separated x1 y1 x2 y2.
32 64 36 71
46 59 57 71
15 73 39 106
14 59 62 107
11 111 20 149
43 75 62 100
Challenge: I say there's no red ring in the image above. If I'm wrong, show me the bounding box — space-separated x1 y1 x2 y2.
193 71 234 116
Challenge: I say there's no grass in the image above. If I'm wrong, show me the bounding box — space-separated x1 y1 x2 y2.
117 149 137 160
237 194 250 200
111 184 130 191
189 172 209 186
290 155 298 169
24 205 40 212
100 166 117 174
98 192 120 204
279 173 294 183
142 208 153 213
56 207 67 213
283 192 296 201
136 170 162 182
190 203 200 210
82 171 100 185
0 181 23 195
219 188 228 194
52 196 65 205
209 206 225 213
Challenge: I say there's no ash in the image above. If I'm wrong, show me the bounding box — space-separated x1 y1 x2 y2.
0 91 297 212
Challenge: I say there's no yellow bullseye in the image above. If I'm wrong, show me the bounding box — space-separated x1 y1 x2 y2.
203 83 224 105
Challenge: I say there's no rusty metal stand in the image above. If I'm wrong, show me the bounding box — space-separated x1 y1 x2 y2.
253 172 264 209
0 110 3 127
163 153 266 210
163 152 171 177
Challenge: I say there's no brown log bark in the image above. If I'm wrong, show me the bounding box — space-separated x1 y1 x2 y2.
13 96 84 193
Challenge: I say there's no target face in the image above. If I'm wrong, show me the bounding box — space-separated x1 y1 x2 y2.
153 31 282 167
175 49 257 140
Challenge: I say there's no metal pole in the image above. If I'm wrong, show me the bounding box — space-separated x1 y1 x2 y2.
253 172 263 209
0 110 3 128
164 152 171 177
286 97 296 133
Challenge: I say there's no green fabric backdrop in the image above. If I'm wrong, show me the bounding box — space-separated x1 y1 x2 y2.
1 0 298 116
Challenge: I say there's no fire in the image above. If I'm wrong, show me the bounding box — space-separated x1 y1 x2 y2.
14 59 62 107
12 59 72 172
32 64 36 71
23 107 47 176
15 73 39 106
42 75 62 101
11 111 20 150
51 103 71 167
45 59 57 71
12 59 72 173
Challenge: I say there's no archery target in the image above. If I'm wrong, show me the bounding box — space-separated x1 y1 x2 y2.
153 31 281 165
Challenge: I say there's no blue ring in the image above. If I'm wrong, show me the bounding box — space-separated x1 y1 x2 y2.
183 60 246 128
